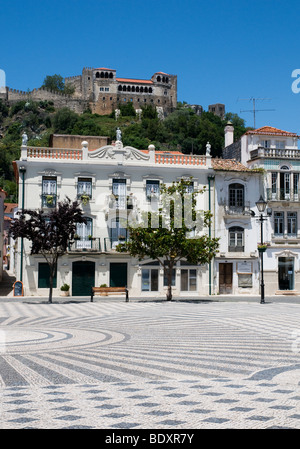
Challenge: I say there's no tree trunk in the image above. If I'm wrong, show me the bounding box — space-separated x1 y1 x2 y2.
166 264 173 301
48 260 57 304
48 273 53 304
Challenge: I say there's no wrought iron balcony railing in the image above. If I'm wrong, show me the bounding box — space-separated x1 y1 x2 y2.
68 237 101 252
41 193 57 208
223 201 251 216
104 237 128 252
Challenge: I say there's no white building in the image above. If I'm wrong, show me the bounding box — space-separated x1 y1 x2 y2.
212 158 263 296
224 125 300 295
13 137 219 298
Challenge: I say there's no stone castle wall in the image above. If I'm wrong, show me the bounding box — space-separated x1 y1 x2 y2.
4 67 178 117
6 86 88 114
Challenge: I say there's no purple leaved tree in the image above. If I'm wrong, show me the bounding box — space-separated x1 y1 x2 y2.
9 197 86 303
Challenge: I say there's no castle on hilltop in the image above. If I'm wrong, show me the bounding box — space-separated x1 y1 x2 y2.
1 67 178 117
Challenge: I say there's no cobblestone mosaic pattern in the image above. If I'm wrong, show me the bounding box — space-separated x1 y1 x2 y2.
0 300 299 428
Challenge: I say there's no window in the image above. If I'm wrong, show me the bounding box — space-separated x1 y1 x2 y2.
146 180 160 200
112 179 126 209
271 173 277 194
181 269 197 291
229 183 244 208
110 217 127 244
38 263 57 288
105 87 109 92
77 178 92 198
287 212 297 236
228 227 244 252
76 217 92 240
100 87 104 91
276 140 285 149
238 273 252 288
183 181 194 193
42 176 57 207
274 212 284 235
75 217 93 249
293 173 299 195
261 140 271 148
142 268 159 291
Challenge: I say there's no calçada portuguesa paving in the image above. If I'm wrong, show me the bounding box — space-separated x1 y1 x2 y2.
0 296 300 429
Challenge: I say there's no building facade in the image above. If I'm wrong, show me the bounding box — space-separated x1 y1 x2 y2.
212 159 263 296
13 136 222 298
224 125 300 295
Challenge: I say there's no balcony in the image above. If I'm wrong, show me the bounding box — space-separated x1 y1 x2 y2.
107 195 135 211
228 246 244 252
68 237 101 252
223 201 251 218
104 237 128 252
250 146 300 160
41 193 57 208
267 188 300 202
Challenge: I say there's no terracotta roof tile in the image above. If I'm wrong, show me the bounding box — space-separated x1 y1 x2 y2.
245 126 298 137
212 158 254 172
116 78 153 84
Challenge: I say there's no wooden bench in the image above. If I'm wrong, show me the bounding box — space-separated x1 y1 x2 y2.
91 286 129 302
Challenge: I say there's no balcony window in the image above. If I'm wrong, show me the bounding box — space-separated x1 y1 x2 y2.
228 226 244 252
110 217 127 246
275 140 285 149
271 173 277 194
229 183 244 212
75 217 93 249
42 176 57 208
112 179 126 209
261 140 271 148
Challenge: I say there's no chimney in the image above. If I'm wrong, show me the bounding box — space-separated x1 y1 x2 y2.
224 121 234 147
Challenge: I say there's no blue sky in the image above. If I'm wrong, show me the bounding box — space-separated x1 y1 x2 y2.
1 0 300 133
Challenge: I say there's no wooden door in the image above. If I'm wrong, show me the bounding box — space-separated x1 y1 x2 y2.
219 263 233 294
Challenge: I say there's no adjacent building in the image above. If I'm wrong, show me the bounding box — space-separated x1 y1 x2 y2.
224 125 300 295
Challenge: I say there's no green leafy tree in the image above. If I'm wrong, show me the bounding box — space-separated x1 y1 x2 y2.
52 107 78 133
9 198 86 303
42 74 74 95
117 179 219 300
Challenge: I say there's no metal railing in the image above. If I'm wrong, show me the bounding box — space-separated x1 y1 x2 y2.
68 238 101 252
104 237 128 251
224 201 251 216
41 193 57 208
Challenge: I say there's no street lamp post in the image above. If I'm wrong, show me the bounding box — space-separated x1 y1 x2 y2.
255 196 269 304
19 165 26 282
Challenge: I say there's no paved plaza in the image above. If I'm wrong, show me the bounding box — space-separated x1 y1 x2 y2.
0 298 300 429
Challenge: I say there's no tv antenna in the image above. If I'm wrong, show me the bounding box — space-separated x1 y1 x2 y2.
238 97 275 128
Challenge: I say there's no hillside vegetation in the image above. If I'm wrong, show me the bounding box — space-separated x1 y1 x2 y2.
0 98 250 203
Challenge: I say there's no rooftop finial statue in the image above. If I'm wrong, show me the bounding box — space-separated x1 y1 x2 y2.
206 141 211 156
116 127 122 142
22 132 28 146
